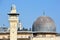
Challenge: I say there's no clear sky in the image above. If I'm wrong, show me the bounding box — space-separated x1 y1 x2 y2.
0 0 60 33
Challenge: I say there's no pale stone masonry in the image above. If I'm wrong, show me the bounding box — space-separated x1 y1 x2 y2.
8 4 19 40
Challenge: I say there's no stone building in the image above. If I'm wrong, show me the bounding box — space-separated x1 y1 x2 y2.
0 4 60 40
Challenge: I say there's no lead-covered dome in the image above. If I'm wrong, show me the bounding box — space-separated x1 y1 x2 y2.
32 16 56 33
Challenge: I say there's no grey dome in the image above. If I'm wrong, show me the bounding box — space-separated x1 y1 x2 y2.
32 16 56 33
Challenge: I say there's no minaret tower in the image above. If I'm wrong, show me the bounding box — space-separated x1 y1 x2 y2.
18 21 23 30
8 4 19 40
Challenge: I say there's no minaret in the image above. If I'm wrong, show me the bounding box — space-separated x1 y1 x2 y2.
18 20 22 30
8 4 19 40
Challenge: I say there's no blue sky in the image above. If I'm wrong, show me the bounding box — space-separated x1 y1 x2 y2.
0 0 60 33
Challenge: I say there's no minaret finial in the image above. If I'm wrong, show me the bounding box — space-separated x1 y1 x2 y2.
11 4 16 10
43 11 45 16
10 4 17 13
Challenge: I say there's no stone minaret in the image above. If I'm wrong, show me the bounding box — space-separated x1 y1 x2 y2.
8 4 19 40
18 21 23 30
